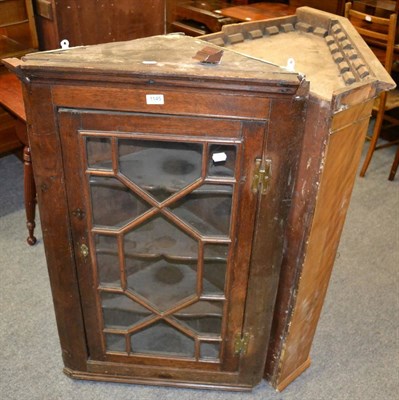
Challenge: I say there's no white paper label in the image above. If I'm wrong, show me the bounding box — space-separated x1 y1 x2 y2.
212 152 227 163
146 94 164 105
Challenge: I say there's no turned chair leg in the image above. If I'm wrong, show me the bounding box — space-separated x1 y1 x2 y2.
359 93 386 177
388 146 399 181
23 145 37 245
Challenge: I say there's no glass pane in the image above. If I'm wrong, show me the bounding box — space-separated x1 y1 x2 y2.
86 136 112 170
126 258 197 312
90 176 150 228
101 292 152 329
130 321 195 357
174 300 223 336
124 215 198 311
119 139 203 202
200 341 220 360
208 144 236 177
169 184 233 237
124 215 198 259
105 333 126 352
203 244 229 295
95 235 120 287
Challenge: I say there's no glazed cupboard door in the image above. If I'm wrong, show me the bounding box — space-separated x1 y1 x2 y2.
58 109 265 382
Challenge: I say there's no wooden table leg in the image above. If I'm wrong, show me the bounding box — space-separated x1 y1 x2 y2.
23 145 37 245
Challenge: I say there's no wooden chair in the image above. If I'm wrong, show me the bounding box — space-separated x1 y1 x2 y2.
345 2 399 179
389 145 399 180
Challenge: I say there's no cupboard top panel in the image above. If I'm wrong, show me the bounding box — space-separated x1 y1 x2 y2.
12 34 300 89
201 7 395 103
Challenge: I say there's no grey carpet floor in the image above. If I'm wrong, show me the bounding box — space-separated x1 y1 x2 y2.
1 142 398 400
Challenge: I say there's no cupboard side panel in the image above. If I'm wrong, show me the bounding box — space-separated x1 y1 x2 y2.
275 106 373 389
240 97 306 385
264 98 330 383
22 83 88 371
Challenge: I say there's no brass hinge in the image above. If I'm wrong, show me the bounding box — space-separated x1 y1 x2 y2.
252 158 272 195
234 332 250 355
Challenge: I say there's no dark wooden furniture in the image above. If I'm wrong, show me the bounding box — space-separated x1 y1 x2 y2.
202 6 395 390
168 1 292 35
0 0 38 154
33 0 165 49
0 72 37 245
169 1 236 36
0 0 38 245
219 2 297 22
0 0 38 58
353 0 399 14
4 6 395 392
5 34 307 390
289 0 346 15
219 1 346 23
0 100 23 155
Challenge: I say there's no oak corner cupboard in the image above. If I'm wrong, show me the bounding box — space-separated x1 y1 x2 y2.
201 6 395 390
6 34 307 390
5 6 395 392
